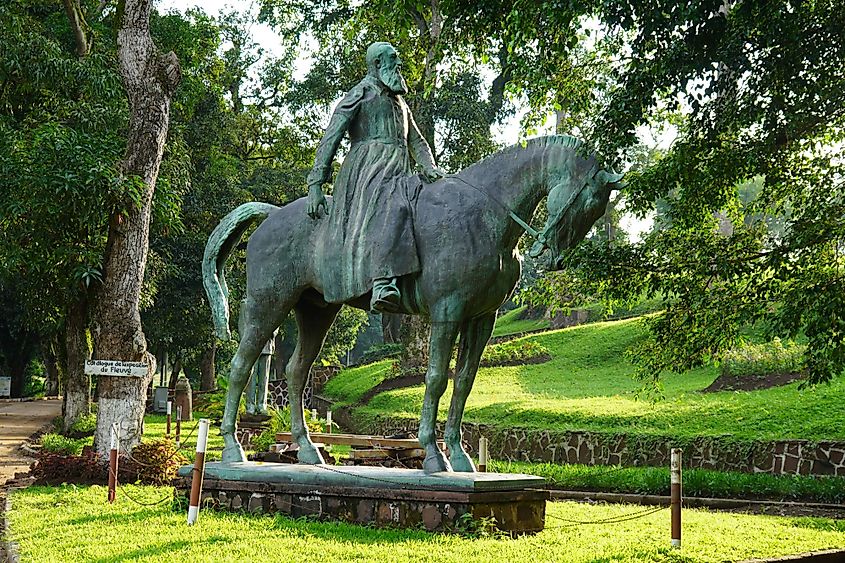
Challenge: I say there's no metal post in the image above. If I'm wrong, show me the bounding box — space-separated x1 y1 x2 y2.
166 400 172 438
670 448 682 548
187 418 210 525
175 405 182 449
326 410 333 434
311 408 317 421
108 424 119 503
478 436 488 472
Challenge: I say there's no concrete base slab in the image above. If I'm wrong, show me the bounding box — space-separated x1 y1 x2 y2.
175 462 548 533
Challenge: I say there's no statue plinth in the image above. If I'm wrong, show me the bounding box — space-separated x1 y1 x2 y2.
175 462 548 534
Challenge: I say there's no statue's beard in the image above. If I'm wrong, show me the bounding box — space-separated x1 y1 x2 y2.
379 65 408 95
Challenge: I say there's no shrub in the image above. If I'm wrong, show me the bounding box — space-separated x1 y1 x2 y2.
195 386 245 421
66 413 97 439
122 439 188 485
31 449 104 485
721 338 805 379
40 433 87 456
252 407 326 453
359 342 403 365
480 339 550 367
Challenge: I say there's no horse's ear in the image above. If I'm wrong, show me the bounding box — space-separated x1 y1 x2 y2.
596 170 624 185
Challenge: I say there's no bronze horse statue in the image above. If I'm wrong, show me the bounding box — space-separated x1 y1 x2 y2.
203 135 621 473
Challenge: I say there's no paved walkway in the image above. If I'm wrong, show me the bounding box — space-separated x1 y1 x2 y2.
0 399 61 486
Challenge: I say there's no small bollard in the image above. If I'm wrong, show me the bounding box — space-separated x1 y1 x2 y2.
166 400 172 438
670 448 683 548
326 410 333 434
108 423 119 503
187 418 210 526
175 405 182 449
478 436 488 472
311 408 317 421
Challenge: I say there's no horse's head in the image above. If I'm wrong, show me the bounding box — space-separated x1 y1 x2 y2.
529 156 623 270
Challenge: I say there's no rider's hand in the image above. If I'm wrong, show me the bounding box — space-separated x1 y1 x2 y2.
422 166 446 183
307 184 328 218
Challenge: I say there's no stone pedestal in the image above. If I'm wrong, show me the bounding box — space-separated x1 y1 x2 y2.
174 462 548 534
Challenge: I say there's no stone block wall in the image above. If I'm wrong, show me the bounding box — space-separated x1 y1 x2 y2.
357 416 845 477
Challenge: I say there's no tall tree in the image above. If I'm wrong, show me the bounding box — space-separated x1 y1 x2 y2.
507 0 845 387
92 0 181 455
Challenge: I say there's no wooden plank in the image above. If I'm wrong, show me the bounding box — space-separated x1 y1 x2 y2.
275 432 444 449
348 448 425 460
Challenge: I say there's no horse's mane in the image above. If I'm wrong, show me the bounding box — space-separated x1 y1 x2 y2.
464 135 587 172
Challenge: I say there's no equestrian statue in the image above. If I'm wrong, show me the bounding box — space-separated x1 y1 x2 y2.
203 41 622 473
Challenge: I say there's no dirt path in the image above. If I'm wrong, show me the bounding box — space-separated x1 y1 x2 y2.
0 399 61 486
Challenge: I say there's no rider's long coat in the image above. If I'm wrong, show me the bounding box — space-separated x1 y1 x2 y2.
307 75 437 303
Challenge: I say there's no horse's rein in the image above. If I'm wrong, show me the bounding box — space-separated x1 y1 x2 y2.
446 174 544 245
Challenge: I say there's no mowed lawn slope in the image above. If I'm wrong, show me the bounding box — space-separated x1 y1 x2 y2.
325 317 845 442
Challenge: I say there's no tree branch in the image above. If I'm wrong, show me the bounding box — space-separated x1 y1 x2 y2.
61 0 90 58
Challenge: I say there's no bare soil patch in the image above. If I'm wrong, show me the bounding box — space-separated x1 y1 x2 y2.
703 371 806 393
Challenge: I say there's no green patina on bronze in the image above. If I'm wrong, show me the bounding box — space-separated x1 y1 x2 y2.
202 42 622 475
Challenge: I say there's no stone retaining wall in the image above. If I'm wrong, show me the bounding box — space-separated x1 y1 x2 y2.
341 413 845 477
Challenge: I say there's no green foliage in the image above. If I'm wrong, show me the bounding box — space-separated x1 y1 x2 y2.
252 407 325 452
123 439 188 485
318 307 369 365
480 339 549 367
40 433 86 456
721 339 805 380
491 461 845 505
65 413 97 438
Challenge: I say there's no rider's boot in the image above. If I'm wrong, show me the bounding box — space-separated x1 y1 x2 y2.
371 277 401 313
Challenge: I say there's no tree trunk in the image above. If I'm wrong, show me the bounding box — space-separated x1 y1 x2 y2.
92 0 180 457
168 358 182 389
399 316 430 375
200 343 216 390
43 337 61 397
63 299 91 431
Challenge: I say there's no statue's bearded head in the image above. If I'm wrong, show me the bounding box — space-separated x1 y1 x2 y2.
367 42 408 95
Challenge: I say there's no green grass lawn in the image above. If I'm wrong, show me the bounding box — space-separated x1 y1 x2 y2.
8 485 845 562
326 317 845 442
491 305 550 337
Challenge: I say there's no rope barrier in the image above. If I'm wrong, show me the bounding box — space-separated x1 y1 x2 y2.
545 504 668 528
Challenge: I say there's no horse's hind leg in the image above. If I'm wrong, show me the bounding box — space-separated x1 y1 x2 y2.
444 313 496 472
288 299 340 465
220 296 290 462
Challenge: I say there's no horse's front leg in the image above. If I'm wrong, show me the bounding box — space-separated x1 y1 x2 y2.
419 320 460 473
444 313 496 472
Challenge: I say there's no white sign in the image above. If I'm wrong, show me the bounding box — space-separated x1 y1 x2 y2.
85 360 148 377
0 376 10 397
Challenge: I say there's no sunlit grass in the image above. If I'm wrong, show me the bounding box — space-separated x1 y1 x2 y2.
326 317 845 442
8 485 845 562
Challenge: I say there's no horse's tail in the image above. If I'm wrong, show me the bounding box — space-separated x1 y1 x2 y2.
202 202 279 341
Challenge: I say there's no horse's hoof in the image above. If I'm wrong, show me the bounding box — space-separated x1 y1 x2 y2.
423 451 453 473
449 450 476 473
297 443 326 465
221 443 247 463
